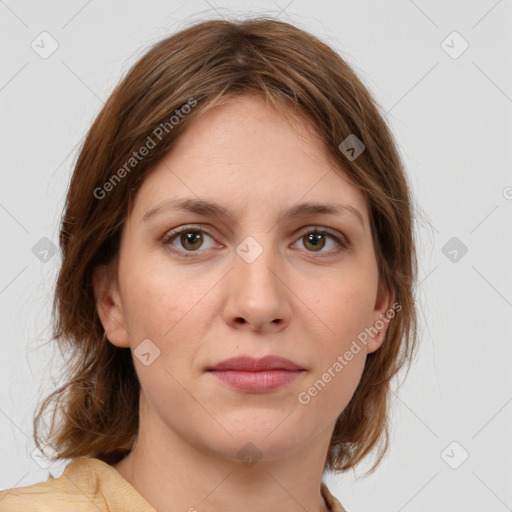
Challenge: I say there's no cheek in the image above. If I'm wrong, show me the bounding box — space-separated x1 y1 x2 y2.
297 341 367 432
119 263 214 382
310 277 376 346
301 277 374 410
120 260 206 338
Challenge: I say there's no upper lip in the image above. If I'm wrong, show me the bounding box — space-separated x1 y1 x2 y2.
207 356 304 372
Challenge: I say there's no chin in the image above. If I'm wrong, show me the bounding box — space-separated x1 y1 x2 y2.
202 427 306 465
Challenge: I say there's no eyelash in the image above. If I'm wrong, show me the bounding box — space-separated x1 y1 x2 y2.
161 225 349 258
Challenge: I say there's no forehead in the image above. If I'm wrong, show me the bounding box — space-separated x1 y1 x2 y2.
130 94 369 226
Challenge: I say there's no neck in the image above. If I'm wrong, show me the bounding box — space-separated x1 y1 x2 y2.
112 397 334 512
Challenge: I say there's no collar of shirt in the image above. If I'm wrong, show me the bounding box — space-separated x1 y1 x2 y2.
0 456 347 512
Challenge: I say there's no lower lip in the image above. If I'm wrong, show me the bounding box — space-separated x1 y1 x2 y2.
208 370 304 392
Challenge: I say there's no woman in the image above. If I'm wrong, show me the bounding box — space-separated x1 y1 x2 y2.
0 16 418 512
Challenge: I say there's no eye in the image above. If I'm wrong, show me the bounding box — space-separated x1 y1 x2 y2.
162 225 349 258
162 226 216 256
293 227 348 255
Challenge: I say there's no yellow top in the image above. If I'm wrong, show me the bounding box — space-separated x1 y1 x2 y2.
0 456 346 511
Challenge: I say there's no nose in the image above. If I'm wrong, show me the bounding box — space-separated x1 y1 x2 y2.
222 240 292 333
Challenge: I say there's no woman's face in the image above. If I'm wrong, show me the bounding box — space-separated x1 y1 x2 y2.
94 94 393 464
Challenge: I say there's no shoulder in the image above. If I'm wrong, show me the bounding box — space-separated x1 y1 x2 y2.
0 459 108 512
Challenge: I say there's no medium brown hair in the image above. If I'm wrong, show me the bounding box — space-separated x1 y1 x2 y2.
34 16 419 475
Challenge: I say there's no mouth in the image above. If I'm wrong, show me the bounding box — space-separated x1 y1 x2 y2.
206 355 305 393
208 369 305 393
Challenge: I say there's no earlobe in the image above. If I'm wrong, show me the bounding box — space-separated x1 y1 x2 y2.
92 264 130 348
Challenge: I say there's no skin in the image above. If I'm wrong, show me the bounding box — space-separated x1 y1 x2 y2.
93 94 394 512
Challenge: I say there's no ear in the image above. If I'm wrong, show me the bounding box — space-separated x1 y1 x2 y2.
366 281 396 354
92 264 130 348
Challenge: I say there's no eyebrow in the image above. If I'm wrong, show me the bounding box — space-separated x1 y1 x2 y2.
141 198 365 231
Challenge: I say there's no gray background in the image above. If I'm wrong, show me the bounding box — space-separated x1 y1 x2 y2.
1 1 511 510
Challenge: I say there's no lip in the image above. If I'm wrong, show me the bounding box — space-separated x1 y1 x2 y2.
207 355 304 372
209 369 304 392
206 356 305 393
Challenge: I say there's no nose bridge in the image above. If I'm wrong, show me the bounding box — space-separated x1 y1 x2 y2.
234 232 281 291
